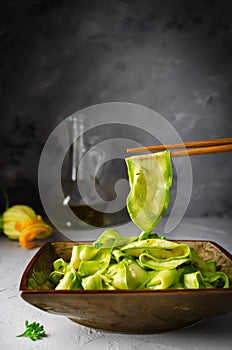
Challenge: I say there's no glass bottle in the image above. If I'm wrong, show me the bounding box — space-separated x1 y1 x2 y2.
62 115 107 227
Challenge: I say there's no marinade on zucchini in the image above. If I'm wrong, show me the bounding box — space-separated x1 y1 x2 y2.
49 230 229 290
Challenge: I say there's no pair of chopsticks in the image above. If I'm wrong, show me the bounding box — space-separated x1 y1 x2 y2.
127 138 232 157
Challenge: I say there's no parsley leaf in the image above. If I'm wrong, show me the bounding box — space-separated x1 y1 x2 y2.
17 320 47 341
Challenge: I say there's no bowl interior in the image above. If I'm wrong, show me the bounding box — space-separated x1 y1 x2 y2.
20 240 232 291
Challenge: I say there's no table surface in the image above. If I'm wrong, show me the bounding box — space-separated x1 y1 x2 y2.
0 217 232 350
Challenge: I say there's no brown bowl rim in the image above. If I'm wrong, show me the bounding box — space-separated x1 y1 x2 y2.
20 239 232 294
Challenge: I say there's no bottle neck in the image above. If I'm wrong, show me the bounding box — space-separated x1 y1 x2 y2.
69 115 86 182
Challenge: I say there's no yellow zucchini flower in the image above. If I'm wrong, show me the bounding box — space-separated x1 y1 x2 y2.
2 205 53 249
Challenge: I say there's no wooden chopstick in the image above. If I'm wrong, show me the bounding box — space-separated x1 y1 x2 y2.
171 143 232 157
126 138 232 157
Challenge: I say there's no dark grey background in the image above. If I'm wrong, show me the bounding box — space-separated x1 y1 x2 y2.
0 0 231 218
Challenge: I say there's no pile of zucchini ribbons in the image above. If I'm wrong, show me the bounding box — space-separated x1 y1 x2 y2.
50 229 229 290
50 151 229 290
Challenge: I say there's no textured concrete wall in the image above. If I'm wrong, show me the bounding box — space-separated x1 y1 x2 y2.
0 0 232 217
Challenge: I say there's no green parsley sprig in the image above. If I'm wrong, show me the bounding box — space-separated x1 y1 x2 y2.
17 320 46 341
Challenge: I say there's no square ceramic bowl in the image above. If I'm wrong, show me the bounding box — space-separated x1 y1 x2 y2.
20 240 232 334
